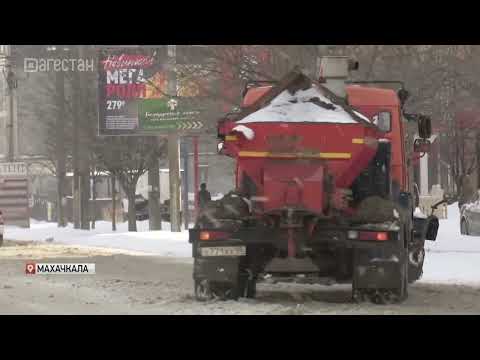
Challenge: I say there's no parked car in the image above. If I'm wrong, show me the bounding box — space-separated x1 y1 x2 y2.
135 195 149 221
460 191 480 236
0 210 4 247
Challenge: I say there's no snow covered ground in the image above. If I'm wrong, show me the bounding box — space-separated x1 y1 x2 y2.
4 202 480 286
422 203 480 286
4 220 191 258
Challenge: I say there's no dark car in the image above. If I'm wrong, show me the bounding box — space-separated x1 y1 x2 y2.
135 195 149 221
460 191 480 236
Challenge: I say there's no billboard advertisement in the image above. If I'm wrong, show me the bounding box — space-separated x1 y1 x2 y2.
97 47 203 136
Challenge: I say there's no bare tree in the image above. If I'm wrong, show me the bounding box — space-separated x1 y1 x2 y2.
96 137 166 231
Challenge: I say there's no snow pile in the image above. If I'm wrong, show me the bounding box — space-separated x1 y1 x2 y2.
232 125 255 140
237 87 362 125
4 220 190 257
464 200 480 212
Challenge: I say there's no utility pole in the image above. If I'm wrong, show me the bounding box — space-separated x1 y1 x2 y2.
167 45 181 232
3 45 17 163
51 46 67 227
72 46 81 229
193 136 200 220
181 138 190 229
147 46 163 231
78 45 90 230
111 175 117 231
168 132 181 232
148 140 162 230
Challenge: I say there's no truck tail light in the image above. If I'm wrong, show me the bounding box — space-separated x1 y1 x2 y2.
199 231 230 241
357 231 389 241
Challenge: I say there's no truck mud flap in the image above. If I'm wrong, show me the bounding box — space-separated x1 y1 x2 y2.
194 257 240 284
353 249 405 290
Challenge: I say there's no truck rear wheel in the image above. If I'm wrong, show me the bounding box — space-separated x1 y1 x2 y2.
408 246 425 283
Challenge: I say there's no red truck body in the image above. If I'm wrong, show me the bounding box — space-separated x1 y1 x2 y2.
221 121 380 216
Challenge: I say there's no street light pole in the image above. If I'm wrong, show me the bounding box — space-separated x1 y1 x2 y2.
78 45 90 230
167 45 182 232
48 45 68 227
181 138 190 229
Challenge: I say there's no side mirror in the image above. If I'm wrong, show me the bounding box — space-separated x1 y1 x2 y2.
397 88 410 108
418 115 432 139
373 111 392 133
414 138 431 153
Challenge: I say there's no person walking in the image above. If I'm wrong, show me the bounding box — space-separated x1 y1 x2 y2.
198 183 211 209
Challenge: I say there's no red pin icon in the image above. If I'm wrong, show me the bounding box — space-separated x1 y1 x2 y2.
25 263 36 275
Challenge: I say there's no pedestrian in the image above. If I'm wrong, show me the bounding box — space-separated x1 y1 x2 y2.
198 183 211 209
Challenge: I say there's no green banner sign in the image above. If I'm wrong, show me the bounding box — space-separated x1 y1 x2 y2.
138 98 203 131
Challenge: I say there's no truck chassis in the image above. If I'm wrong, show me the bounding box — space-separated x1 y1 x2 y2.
189 212 435 304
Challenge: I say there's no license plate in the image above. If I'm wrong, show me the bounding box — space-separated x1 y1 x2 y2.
200 246 246 257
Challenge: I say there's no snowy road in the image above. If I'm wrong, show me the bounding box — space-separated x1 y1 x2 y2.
2 203 480 314
1 241 480 315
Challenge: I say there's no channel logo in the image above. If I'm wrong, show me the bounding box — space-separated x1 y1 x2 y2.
24 58 38 73
25 262 95 275
24 57 94 73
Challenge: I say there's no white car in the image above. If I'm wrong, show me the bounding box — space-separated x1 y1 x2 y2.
0 210 3 246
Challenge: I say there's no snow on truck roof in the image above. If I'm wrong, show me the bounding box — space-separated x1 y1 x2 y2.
237 85 370 125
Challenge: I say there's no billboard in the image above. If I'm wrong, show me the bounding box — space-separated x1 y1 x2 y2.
97 47 204 136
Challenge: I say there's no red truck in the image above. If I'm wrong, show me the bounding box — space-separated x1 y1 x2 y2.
189 57 440 304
